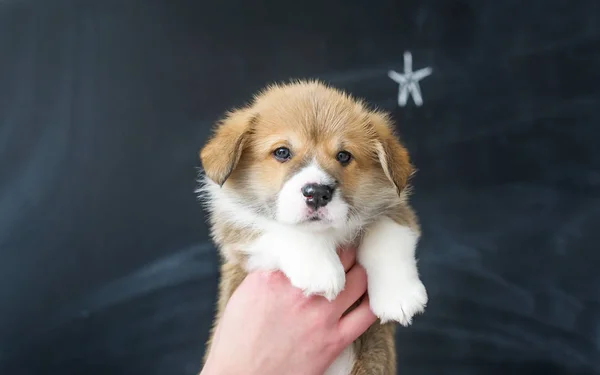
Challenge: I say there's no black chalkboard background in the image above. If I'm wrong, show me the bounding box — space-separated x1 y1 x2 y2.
1 1 599 374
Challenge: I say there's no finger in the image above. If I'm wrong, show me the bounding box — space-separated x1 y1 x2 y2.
337 246 357 273
337 295 377 346
331 263 368 316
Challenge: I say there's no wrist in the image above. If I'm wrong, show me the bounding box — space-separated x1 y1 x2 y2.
200 359 242 375
199 365 222 375
199 360 224 375
201 360 273 375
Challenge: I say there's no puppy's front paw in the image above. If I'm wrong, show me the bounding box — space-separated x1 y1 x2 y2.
281 257 346 301
370 277 428 326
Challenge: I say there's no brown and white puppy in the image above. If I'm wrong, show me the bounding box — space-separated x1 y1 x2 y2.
197 80 427 374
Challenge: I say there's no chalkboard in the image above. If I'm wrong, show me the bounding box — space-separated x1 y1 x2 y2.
1 0 599 374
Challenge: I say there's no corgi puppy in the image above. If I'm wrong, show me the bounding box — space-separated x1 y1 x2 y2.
197 80 428 374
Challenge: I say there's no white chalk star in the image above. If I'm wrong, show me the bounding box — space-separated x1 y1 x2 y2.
388 51 432 107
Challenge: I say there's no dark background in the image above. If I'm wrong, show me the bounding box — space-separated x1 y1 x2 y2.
1 0 599 374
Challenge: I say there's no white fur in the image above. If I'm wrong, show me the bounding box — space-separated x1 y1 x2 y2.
276 162 349 229
324 345 355 375
197 177 272 231
245 225 346 301
358 216 428 326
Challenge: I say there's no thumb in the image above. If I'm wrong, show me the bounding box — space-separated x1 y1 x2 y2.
337 246 357 273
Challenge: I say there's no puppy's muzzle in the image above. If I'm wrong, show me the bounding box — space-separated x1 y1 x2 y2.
301 183 335 210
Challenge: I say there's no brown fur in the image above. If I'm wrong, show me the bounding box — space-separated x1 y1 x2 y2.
198 80 419 374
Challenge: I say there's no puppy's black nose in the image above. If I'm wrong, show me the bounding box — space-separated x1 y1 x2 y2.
301 183 334 209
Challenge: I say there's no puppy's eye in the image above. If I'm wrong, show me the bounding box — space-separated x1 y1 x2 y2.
273 147 292 162
336 151 352 165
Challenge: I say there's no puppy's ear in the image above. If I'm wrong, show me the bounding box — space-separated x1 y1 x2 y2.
370 111 415 195
199 108 256 186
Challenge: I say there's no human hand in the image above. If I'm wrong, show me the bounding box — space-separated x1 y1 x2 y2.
201 247 376 375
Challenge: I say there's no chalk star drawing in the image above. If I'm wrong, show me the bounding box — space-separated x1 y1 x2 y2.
388 51 432 107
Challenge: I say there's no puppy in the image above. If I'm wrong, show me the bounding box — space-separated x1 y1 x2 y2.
197 80 427 374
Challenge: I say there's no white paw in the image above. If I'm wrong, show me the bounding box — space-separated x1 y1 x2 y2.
369 277 428 326
244 227 346 301
280 255 346 301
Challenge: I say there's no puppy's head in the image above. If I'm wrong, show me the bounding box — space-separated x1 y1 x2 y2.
199 81 414 231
